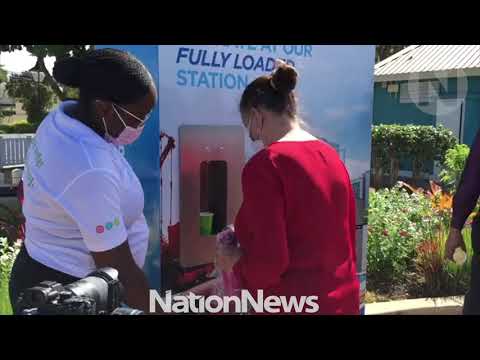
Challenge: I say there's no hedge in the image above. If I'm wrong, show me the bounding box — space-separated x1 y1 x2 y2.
0 122 37 134
371 124 457 188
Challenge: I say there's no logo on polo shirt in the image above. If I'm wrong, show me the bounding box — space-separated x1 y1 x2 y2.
96 217 121 234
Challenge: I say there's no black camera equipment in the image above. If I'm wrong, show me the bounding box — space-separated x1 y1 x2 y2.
17 267 144 315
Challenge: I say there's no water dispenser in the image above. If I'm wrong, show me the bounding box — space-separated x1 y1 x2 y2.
179 125 245 268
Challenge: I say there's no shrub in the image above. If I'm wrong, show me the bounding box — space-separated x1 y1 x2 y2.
5 73 57 125
412 227 472 298
368 180 474 299
0 237 20 315
371 124 457 187
0 203 25 244
9 121 37 134
1 110 16 117
0 121 37 134
440 144 470 192
367 184 441 288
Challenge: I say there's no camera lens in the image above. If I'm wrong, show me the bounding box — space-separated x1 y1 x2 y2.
32 292 44 304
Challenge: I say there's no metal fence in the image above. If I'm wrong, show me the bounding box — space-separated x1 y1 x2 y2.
0 134 35 168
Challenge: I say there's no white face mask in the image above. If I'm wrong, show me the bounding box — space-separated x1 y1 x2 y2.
246 117 264 153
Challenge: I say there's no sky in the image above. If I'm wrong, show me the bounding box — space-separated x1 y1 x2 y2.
0 49 55 74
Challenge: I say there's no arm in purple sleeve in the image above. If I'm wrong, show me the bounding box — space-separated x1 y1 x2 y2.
451 131 480 230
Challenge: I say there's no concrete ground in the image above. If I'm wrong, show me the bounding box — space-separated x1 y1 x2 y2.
366 296 464 315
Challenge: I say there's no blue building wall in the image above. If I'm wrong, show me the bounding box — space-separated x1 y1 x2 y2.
373 76 480 147
460 77 480 146
373 76 480 174
373 83 435 126
97 45 161 290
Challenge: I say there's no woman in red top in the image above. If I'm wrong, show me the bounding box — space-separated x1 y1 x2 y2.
216 61 359 315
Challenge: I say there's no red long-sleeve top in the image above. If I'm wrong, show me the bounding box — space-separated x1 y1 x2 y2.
233 140 359 315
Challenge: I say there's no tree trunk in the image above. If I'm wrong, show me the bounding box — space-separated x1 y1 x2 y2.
37 56 65 101
412 159 423 187
372 155 383 189
389 158 400 186
371 153 386 189
374 166 383 189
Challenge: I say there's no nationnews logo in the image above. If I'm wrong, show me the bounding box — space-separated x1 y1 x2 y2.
150 290 320 314
96 217 121 234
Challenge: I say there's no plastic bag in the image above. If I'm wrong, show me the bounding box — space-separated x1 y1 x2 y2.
214 225 242 308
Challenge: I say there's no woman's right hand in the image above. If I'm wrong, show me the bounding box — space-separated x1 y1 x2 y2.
91 241 151 313
216 226 237 248
445 228 466 261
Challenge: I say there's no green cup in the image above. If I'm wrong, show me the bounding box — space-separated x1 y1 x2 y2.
200 212 214 236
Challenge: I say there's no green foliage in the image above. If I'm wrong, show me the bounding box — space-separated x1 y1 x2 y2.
440 144 470 192
0 65 7 84
5 73 57 124
0 124 11 133
368 184 441 286
371 124 402 169
371 124 457 186
1 45 91 100
0 203 24 244
0 121 37 134
372 124 457 166
63 87 80 100
368 182 473 299
375 45 409 63
1 110 16 117
412 227 472 298
0 45 90 59
0 237 20 315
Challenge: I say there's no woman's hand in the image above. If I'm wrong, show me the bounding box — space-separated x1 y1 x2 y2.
215 244 243 272
91 241 151 313
445 228 466 261
216 226 236 247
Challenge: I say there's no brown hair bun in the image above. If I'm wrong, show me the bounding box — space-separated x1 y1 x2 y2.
270 60 298 94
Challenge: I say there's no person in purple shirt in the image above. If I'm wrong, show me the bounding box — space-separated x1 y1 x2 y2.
446 130 480 314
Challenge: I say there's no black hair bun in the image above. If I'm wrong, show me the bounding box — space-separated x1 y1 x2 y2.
53 56 83 88
271 60 298 94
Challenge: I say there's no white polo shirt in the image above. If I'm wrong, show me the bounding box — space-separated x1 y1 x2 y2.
22 101 149 278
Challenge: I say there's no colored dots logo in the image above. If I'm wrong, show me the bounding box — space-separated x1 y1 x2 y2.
97 217 120 233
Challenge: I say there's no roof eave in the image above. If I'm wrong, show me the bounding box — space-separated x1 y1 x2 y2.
374 68 480 83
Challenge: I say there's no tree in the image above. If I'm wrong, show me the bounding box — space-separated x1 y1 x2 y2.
0 45 92 100
0 65 7 84
5 72 57 124
376 45 409 63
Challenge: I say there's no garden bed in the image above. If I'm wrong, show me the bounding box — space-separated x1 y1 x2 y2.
367 181 473 303
0 238 20 315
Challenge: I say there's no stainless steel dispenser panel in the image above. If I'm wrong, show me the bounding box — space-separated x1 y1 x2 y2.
179 125 245 268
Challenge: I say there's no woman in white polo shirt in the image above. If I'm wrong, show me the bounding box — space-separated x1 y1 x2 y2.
9 48 156 314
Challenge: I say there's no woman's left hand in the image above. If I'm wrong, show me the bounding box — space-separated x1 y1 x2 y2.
215 245 243 272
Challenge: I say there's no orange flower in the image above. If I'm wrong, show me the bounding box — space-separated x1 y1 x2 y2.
438 194 453 211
